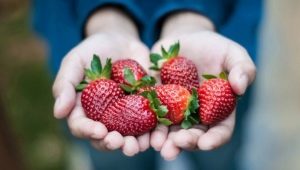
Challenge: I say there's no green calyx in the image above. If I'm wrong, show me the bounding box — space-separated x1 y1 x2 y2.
120 67 156 94
202 71 228 80
181 88 200 129
141 90 173 126
150 41 180 70
75 54 112 92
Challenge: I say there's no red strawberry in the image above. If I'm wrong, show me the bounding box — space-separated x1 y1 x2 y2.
76 55 125 121
112 59 147 84
100 95 157 136
198 72 236 125
154 84 199 127
150 42 199 92
155 84 198 127
120 67 156 94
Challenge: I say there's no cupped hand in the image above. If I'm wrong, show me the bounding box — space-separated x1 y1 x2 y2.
150 30 256 160
52 32 151 156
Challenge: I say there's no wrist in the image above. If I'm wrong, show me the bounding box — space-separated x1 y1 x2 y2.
161 11 215 38
85 7 139 40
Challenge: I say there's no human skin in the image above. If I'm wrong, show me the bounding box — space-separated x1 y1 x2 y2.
52 7 151 156
150 12 256 160
52 8 256 159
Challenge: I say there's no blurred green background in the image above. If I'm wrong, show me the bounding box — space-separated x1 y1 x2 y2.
0 0 300 170
0 0 68 170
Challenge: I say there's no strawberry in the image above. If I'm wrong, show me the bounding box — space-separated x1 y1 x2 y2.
112 59 147 84
76 55 125 121
100 95 157 136
154 85 199 128
150 42 199 92
120 67 156 94
198 72 237 125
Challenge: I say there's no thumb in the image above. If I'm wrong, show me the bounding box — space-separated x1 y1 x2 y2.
225 43 256 95
52 52 84 119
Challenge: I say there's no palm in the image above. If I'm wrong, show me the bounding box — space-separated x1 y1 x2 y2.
150 30 255 160
53 33 151 156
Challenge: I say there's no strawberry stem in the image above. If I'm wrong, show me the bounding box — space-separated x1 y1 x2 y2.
141 90 173 126
150 41 180 70
75 55 112 92
181 88 200 129
202 71 229 80
121 67 156 94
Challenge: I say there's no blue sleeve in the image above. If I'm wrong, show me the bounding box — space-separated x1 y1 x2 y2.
143 0 232 46
73 0 145 38
32 0 80 74
32 0 145 74
220 0 263 63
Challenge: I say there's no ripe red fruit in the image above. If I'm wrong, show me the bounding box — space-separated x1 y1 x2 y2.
150 42 199 92
155 84 199 127
120 67 156 94
198 72 236 125
141 85 198 128
100 95 157 136
76 55 125 121
112 59 147 84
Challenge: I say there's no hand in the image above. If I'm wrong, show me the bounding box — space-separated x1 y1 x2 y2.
150 12 256 160
52 8 151 156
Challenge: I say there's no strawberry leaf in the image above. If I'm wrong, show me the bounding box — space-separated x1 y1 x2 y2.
202 74 218 80
84 68 95 80
156 105 168 117
143 90 171 123
124 67 137 86
168 41 180 58
158 118 173 126
182 88 199 129
75 82 87 92
140 76 156 86
120 84 135 93
100 58 112 79
161 46 168 58
181 120 192 129
189 88 199 113
149 66 160 71
219 71 228 80
150 53 162 66
91 54 102 75
189 115 199 124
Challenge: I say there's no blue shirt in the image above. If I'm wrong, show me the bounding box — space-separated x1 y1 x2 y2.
32 0 263 74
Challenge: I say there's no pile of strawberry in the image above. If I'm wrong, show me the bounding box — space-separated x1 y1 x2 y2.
76 42 237 136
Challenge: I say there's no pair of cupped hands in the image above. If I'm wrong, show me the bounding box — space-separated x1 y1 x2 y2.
52 10 256 161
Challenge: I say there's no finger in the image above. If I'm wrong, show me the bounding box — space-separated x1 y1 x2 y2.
160 126 182 161
160 139 181 161
53 52 84 118
104 131 124 150
67 104 108 139
137 133 150 152
91 131 125 151
150 124 169 151
128 42 151 73
197 111 236 150
122 136 139 156
149 40 176 83
91 140 109 151
224 43 256 95
172 125 207 150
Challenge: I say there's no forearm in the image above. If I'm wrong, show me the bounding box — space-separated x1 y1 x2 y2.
160 11 215 38
85 7 139 39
